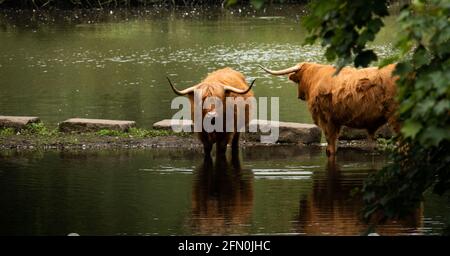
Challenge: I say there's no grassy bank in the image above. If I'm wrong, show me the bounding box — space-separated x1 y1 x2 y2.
0 122 183 138
0 122 195 150
0 122 390 151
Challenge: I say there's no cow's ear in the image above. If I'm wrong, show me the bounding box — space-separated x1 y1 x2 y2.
289 73 300 83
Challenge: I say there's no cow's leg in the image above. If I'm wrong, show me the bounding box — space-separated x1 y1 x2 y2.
203 143 213 158
199 133 213 157
216 138 228 158
325 126 340 157
231 133 240 163
231 133 240 152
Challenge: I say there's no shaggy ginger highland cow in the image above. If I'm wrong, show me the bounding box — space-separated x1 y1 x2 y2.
167 68 255 157
260 62 399 157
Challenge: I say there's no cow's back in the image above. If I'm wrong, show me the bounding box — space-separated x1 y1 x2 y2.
203 68 250 92
310 64 397 129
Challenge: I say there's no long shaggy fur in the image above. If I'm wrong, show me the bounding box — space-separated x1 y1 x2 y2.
186 68 254 156
289 62 398 156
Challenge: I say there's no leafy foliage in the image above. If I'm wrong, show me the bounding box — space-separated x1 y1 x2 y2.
362 0 450 222
363 140 450 221
302 0 389 70
393 2 450 148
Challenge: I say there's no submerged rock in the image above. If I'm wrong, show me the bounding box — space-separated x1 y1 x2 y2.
0 115 40 130
245 120 322 144
152 119 193 131
152 119 321 144
59 118 135 133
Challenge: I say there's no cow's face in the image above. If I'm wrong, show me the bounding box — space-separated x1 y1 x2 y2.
287 67 306 101
167 77 255 130
259 62 306 101
198 83 225 126
288 72 300 83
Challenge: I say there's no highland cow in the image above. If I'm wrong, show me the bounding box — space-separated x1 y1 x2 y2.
167 68 255 157
260 62 399 156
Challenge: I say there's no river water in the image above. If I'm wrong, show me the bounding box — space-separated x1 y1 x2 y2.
0 6 397 127
0 147 448 235
0 6 448 236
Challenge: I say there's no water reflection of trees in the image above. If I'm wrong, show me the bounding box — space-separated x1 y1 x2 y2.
189 155 254 235
294 156 423 235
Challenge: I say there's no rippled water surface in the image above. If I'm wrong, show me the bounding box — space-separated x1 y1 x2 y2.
0 147 448 235
0 7 397 127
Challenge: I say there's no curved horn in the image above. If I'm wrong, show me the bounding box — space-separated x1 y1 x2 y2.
224 79 256 94
166 77 196 95
258 64 301 75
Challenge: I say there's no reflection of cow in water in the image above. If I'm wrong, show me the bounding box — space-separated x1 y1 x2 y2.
189 156 254 235
295 156 423 235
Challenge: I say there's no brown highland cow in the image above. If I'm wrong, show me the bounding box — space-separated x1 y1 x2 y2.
168 68 255 157
260 62 399 156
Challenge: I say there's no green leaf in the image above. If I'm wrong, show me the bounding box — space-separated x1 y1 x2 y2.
368 18 383 33
415 98 435 117
397 9 410 23
325 47 336 61
225 0 238 7
434 99 450 115
401 120 423 138
312 1 338 17
399 98 416 114
419 126 450 147
412 46 430 67
378 55 400 68
394 62 412 76
429 71 448 94
304 35 318 45
395 36 414 55
357 30 375 46
250 0 265 10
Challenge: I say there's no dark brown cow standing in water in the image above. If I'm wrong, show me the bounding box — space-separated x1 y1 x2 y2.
168 68 255 157
260 62 399 157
